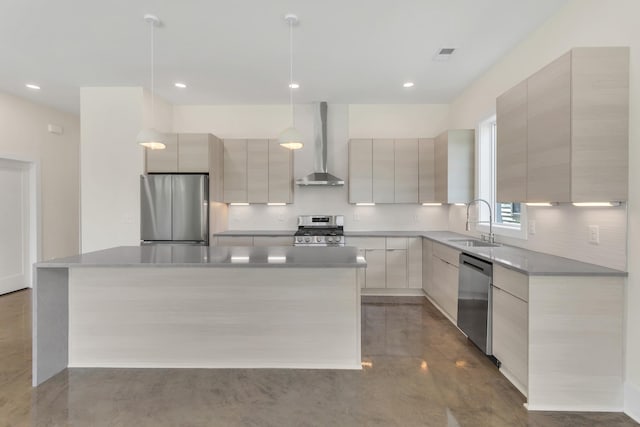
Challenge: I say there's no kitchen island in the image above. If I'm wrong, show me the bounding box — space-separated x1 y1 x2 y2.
32 245 366 386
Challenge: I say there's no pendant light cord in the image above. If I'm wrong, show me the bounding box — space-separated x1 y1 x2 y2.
289 20 295 127
150 20 155 126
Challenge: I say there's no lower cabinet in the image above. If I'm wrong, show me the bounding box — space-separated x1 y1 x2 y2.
348 237 422 291
422 239 433 295
212 235 292 246
428 242 460 321
492 265 529 395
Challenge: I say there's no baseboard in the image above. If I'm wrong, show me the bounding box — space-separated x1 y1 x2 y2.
526 404 624 412
423 293 457 324
499 366 528 398
625 381 640 422
68 361 363 370
361 288 424 297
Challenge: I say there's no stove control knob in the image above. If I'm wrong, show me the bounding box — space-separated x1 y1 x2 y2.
316 236 322 243
327 236 334 243
304 236 311 243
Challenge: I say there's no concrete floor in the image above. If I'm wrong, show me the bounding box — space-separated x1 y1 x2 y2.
0 289 637 426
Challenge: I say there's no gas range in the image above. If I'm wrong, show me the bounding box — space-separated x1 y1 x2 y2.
294 215 345 247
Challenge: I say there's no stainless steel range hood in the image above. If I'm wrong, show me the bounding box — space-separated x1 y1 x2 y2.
296 102 345 186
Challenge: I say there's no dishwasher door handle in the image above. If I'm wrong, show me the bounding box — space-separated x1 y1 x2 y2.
462 259 487 273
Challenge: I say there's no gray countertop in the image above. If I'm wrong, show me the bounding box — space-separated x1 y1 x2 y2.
36 245 366 269
214 229 626 277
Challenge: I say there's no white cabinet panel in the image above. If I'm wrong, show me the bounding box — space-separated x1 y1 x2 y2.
214 236 253 246
223 140 248 203
252 236 292 247
407 237 422 289
372 139 395 203
348 139 373 203
386 249 407 288
492 285 528 393
431 256 458 321
418 139 436 203
247 139 269 203
422 239 433 296
394 139 419 203
178 134 209 173
268 140 293 203
364 249 386 289
146 133 178 173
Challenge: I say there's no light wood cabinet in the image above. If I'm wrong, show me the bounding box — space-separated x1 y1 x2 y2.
407 237 422 289
430 242 460 321
146 133 213 173
497 47 629 203
213 235 293 247
372 139 395 203
364 249 386 289
348 139 423 204
214 236 253 246
247 139 269 203
347 236 422 291
434 130 474 204
268 140 293 203
146 134 178 172
418 138 436 203
394 139 419 203
348 139 373 203
496 81 528 202
422 239 433 295
223 139 293 204
492 285 528 394
223 139 248 203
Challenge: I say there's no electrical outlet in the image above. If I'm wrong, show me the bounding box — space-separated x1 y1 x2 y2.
413 214 419 223
528 220 536 235
588 225 600 244
353 212 360 221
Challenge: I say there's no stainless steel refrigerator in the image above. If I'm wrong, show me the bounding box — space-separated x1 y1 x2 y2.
140 174 209 245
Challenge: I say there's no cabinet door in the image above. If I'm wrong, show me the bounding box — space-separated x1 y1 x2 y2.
492 286 528 391
446 130 475 204
497 81 528 202
146 133 178 173
432 257 458 321
418 139 436 203
348 139 373 203
268 140 293 203
356 249 366 289
247 139 269 203
364 249 386 288
394 139 419 203
407 238 422 289
372 139 395 203
527 52 571 202
223 139 248 203
178 134 209 173
434 132 448 203
386 249 407 288
422 239 433 295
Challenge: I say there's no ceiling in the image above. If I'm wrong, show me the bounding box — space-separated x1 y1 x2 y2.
0 0 567 113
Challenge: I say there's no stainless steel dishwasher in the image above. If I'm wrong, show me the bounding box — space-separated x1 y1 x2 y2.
457 253 493 355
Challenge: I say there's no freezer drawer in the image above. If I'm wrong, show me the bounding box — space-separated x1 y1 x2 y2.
172 175 208 242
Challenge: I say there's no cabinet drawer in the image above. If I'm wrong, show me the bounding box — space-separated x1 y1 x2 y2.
386 237 407 249
432 242 460 267
493 265 528 302
346 237 386 250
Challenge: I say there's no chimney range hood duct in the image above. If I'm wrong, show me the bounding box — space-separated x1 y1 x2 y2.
296 102 345 186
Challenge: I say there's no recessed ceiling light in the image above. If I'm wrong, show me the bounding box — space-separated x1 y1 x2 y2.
174 82 187 89
288 82 300 89
403 82 414 88
25 83 41 90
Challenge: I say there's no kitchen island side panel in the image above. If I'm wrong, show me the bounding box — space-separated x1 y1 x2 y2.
68 267 361 370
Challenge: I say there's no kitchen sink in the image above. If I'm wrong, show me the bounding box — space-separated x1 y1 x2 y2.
448 239 499 248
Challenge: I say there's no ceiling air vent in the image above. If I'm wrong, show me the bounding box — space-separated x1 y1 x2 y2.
433 47 456 61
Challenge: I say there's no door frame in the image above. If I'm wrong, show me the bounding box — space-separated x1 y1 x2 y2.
0 156 41 288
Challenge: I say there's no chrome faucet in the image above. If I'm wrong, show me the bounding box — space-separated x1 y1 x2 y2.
465 199 495 243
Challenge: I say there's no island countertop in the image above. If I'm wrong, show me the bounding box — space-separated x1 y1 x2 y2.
36 245 366 269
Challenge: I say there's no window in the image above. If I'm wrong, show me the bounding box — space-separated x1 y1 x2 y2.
476 116 527 239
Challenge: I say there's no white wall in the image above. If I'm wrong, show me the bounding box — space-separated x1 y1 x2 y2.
174 103 451 231
446 0 639 417
0 91 79 261
80 88 173 252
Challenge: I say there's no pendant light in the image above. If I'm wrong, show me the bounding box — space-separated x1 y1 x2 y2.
278 14 303 150
137 14 165 150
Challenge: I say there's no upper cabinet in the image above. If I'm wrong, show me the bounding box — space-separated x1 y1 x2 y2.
348 136 471 204
146 133 218 174
497 47 629 203
434 130 475 204
223 139 293 204
496 81 528 202
145 133 224 202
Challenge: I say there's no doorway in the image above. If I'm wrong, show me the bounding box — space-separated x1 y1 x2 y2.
0 158 37 295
